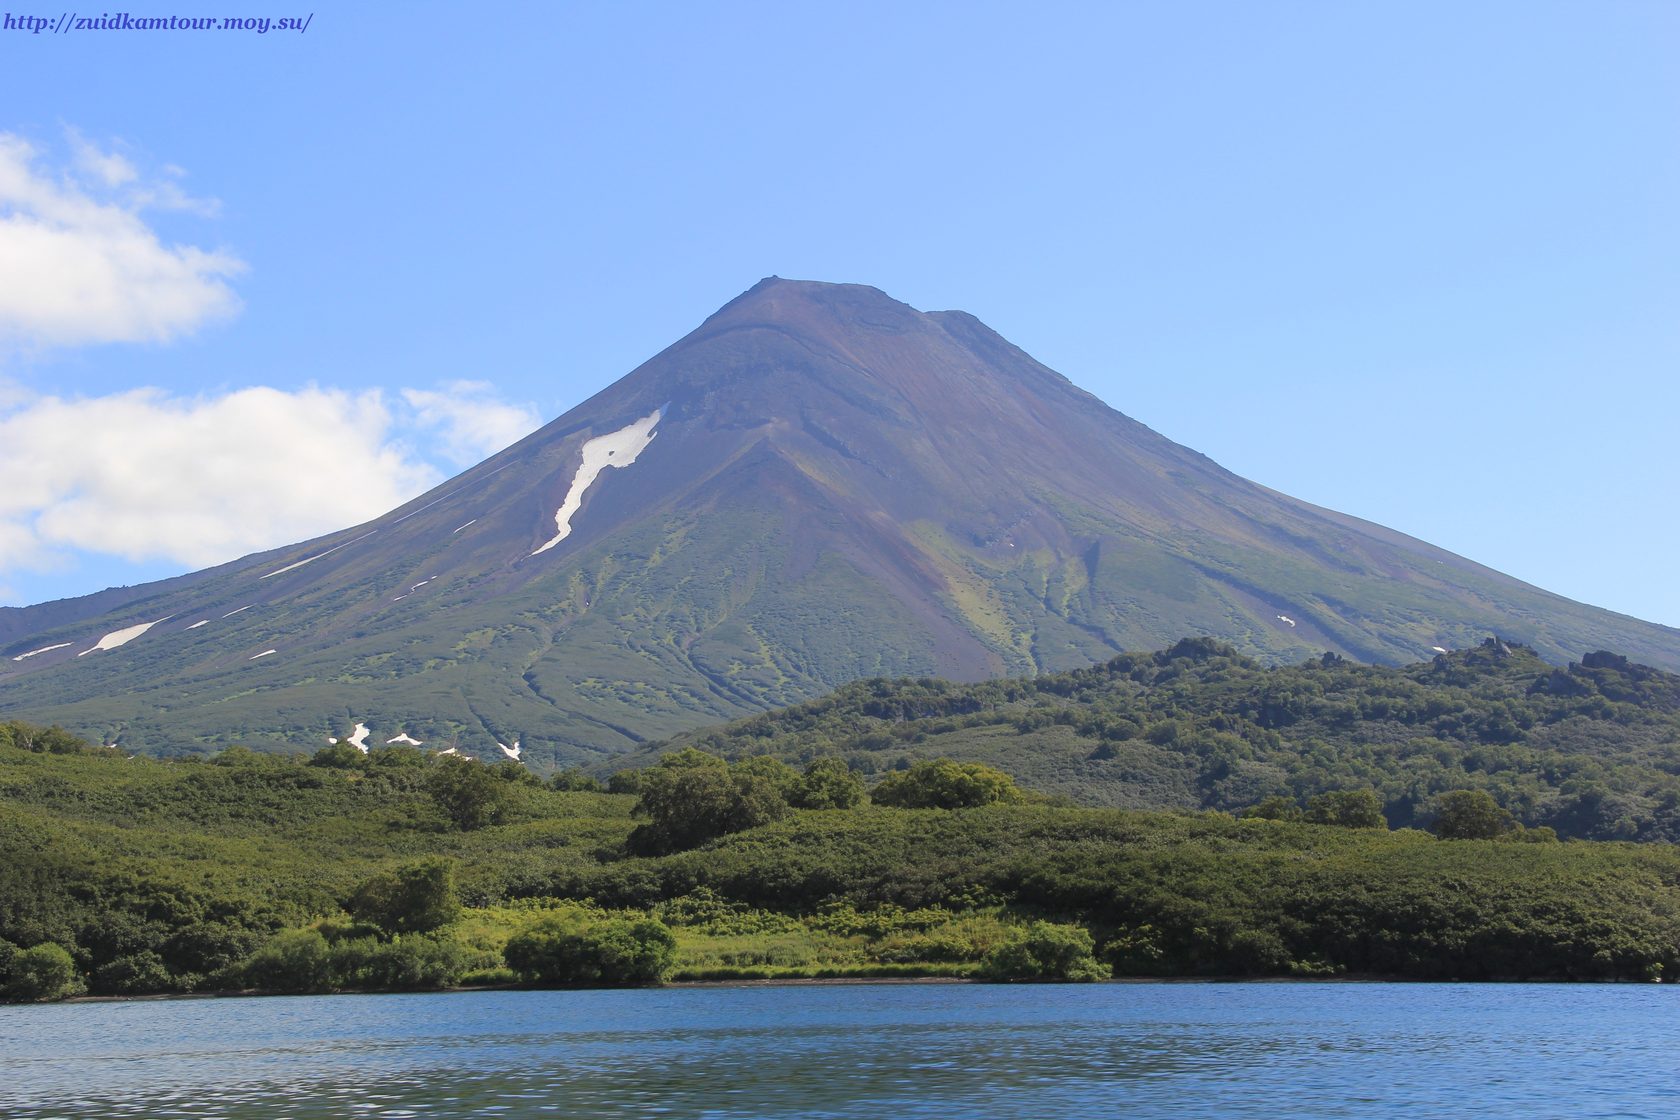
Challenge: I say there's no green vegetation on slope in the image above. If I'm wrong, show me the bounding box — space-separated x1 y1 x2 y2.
3 715 1680 1001
645 638 1680 841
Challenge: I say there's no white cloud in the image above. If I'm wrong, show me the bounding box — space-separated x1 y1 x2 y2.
400 380 543 467
0 132 244 349
0 382 541 582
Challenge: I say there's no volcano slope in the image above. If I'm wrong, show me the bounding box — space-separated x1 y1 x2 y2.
3 278 1677 765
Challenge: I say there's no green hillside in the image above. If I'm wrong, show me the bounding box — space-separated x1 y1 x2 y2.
4 717 1680 1001
640 638 1680 842
6 280 1678 764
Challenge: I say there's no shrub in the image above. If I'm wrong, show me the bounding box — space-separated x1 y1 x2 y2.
871 759 1023 809
309 742 367 770
792 757 865 810
4 942 84 1001
347 858 462 936
427 757 511 831
629 750 788 854
550 769 603 792
238 929 333 993
982 922 1108 982
95 951 173 995
1241 795 1302 822
1304 789 1387 829
328 935 471 990
1431 790 1517 840
504 914 677 985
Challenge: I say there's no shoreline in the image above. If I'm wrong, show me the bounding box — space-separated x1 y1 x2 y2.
55 971 1642 1006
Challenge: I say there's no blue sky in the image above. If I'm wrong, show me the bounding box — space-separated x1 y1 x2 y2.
1 1 1676 626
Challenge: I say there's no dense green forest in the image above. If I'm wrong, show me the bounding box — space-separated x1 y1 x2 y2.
4 692 1680 1001
643 638 1680 842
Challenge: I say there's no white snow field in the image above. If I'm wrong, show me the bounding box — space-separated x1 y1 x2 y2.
12 642 71 661
531 408 663 556
260 530 379 579
78 619 166 657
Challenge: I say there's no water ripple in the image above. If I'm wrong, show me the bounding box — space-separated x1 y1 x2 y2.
0 984 1674 1119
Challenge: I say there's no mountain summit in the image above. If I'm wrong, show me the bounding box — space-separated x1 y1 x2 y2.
4 278 1677 763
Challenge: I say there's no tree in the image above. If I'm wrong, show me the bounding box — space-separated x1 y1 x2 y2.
982 922 1107 982
310 742 367 769
3 941 83 1001
2 940 83 1000
347 858 461 936
792 757 865 810
1241 795 1303 822
550 768 603 792
629 749 789 854
870 758 1024 809
504 914 677 985
238 929 333 993
732 754 800 797
1305 789 1387 829
95 951 173 995
1430 789 1517 839
426 757 510 830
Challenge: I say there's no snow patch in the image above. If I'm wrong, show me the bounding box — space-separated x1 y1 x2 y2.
185 620 210 630
498 740 523 762
249 649 276 660
78 619 166 657
1276 615 1296 628
260 530 378 579
387 733 423 746
222 605 254 618
1432 646 1449 654
452 520 476 534
12 642 72 661
436 746 460 757
336 722 371 752
531 408 663 556
389 461 513 527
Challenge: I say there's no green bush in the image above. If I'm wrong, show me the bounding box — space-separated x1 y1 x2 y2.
550 768 603 792
1431 790 1517 839
629 749 789 854
871 759 1023 809
347 858 461 935
4 941 83 1001
327 934 471 990
982 921 1107 982
427 757 511 831
792 758 865 809
95 951 173 995
1304 789 1387 829
237 929 333 993
504 913 677 985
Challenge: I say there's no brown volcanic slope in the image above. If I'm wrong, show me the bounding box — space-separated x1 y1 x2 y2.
2 278 1677 764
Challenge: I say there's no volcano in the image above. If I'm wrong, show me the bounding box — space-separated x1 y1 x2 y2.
4 278 1677 764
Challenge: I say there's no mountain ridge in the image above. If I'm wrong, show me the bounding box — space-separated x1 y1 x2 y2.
2 277 1677 763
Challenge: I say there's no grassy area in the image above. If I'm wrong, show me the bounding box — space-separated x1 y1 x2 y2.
4 716 1680 1002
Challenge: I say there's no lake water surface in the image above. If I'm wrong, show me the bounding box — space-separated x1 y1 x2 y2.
1 982 1674 1118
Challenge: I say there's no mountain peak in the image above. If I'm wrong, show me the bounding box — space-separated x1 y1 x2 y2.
4 279 1679 764
699 276 924 336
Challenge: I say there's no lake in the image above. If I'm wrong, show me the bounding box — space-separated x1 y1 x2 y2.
1 982 1674 1118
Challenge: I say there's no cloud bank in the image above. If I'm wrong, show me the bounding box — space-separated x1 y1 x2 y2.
0 131 243 349
0 382 542 584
